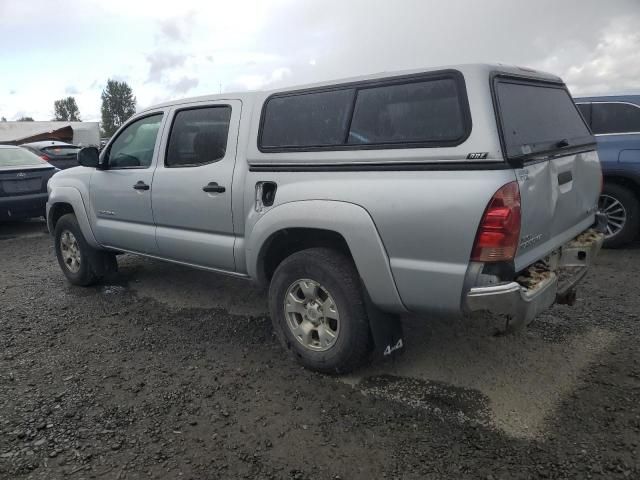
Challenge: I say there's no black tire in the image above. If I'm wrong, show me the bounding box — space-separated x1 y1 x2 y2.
600 183 640 249
269 248 372 374
54 213 117 286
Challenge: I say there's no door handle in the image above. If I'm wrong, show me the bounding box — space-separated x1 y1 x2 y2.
133 181 150 191
202 182 226 193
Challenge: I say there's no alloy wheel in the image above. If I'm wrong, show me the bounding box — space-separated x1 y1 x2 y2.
60 230 82 273
599 194 627 239
283 279 340 352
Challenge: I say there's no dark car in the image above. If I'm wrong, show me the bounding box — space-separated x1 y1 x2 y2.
0 145 57 221
20 141 82 170
575 95 640 247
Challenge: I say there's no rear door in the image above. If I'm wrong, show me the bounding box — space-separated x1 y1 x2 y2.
151 100 241 271
493 77 601 271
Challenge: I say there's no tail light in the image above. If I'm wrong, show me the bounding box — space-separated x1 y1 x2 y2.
471 181 521 262
40 154 51 162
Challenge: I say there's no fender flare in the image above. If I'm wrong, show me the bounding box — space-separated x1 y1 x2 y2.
46 186 100 248
245 200 407 314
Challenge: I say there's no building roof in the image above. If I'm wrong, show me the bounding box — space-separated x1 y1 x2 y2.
0 121 99 144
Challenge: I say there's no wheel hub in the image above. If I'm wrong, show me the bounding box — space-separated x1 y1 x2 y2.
304 302 323 326
60 230 81 274
283 279 340 352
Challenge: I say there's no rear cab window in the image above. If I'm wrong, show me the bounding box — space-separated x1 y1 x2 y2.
259 70 471 152
43 145 81 157
0 148 48 167
493 77 594 162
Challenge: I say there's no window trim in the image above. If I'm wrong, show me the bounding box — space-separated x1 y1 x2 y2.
257 69 472 153
490 72 594 166
580 101 640 137
164 104 233 169
102 112 165 171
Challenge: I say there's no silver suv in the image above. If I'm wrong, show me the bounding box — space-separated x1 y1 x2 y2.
47 64 605 373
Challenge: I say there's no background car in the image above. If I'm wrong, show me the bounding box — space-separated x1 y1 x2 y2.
20 141 82 170
575 95 640 247
0 145 57 221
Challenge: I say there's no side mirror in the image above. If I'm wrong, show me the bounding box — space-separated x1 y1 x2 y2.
77 147 100 168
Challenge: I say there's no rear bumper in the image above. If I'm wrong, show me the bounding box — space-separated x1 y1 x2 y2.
465 227 604 329
0 193 48 220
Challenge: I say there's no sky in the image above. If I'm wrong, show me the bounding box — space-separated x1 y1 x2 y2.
1 0 639 122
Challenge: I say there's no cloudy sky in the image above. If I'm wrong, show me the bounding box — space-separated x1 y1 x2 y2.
1 0 638 122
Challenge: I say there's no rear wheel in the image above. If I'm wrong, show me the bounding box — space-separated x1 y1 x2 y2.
599 183 640 248
268 248 371 374
54 214 117 286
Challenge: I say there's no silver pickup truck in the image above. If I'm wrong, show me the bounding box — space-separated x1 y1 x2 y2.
47 64 604 373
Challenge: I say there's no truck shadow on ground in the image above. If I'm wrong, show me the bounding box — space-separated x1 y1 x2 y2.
105 251 627 439
0 218 48 240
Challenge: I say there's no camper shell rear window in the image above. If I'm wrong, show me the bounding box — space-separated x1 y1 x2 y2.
258 70 472 152
492 76 594 161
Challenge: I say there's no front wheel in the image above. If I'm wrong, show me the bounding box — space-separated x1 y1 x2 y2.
268 248 372 374
54 214 117 286
599 183 640 248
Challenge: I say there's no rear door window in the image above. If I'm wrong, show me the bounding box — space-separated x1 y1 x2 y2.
348 78 465 145
166 106 232 167
591 102 640 134
494 80 593 159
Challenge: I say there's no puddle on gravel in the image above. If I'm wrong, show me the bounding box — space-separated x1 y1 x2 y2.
357 375 492 428
101 285 127 295
344 316 617 439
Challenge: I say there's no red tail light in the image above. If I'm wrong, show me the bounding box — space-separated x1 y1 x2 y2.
40 154 51 162
471 181 521 262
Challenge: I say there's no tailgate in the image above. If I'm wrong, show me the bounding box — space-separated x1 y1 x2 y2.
493 76 601 271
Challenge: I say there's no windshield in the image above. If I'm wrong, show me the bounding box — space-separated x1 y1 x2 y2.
494 79 593 159
0 147 48 167
43 145 81 157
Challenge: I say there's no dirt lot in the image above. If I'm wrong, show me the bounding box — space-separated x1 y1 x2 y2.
1 220 639 479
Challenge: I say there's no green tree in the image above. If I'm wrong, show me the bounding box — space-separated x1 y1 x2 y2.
101 79 136 136
17 116 34 121
53 96 81 121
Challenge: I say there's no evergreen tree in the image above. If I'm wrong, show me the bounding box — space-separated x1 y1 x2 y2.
101 79 137 136
53 97 81 121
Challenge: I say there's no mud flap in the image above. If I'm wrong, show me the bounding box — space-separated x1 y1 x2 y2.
363 289 404 361
88 250 118 280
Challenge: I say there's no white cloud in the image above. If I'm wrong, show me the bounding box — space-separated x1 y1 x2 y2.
146 52 189 83
230 67 293 91
560 20 640 95
1 0 639 122
170 77 199 94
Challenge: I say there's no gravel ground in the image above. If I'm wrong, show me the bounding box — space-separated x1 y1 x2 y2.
1 219 639 479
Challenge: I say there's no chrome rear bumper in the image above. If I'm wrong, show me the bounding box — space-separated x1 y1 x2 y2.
465 228 604 330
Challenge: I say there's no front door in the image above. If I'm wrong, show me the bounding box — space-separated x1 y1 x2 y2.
151 100 241 271
90 112 165 254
